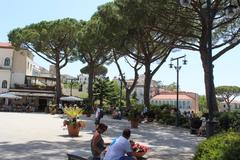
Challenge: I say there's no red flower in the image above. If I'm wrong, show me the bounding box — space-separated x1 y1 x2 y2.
132 143 149 153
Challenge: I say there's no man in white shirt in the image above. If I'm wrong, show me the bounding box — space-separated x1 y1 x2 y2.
95 106 101 127
104 129 136 160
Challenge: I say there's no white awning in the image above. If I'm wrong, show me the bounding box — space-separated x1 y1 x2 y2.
60 96 82 101
0 92 22 99
10 92 54 97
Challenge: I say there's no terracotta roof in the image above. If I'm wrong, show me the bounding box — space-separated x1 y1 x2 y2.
221 100 240 104
151 94 192 100
0 42 13 49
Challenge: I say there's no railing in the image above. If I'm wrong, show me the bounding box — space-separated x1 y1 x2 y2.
13 84 55 91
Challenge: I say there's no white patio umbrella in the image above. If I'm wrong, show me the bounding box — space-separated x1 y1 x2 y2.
60 96 82 102
0 92 22 99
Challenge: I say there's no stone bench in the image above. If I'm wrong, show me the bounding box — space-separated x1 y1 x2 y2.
67 150 92 160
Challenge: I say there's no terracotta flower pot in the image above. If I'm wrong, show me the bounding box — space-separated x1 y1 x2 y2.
131 120 139 128
133 151 147 157
67 125 80 137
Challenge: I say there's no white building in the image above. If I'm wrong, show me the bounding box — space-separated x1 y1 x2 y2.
78 73 89 92
219 100 240 112
125 74 159 104
0 43 13 93
0 42 56 112
150 91 199 113
0 42 35 93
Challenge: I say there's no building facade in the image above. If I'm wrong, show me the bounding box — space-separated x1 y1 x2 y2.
218 100 240 112
0 42 55 112
150 91 199 113
0 43 14 93
78 73 89 92
126 74 159 104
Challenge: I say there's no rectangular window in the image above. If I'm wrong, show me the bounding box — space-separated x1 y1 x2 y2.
183 101 186 107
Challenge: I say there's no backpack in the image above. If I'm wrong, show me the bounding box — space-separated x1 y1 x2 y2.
99 109 104 118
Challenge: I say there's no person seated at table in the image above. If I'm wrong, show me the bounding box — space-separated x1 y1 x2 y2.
112 108 122 120
91 123 108 160
104 129 137 160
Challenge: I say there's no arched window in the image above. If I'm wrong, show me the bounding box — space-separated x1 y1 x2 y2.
2 80 7 88
4 57 10 66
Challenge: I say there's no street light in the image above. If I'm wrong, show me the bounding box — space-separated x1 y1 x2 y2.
179 0 239 136
169 55 187 127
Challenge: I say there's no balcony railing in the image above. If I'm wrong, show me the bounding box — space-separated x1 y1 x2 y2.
13 84 56 91
12 75 56 91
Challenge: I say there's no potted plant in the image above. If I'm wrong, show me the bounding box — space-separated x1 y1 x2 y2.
130 140 149 158
128 108 141 128
63 107 86 137
48 101 56 114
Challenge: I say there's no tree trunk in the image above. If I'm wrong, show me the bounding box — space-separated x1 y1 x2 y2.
200 49 218 113
227 103 231 112
126 89 131 108
88 62 95 108
55 54 62 108
100 92 103 107
144 64 152 108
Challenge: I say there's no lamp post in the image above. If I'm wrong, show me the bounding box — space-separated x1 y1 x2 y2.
169 55 187 127
179 0 239 137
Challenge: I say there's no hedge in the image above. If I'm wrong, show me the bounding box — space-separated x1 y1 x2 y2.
194 132 240 160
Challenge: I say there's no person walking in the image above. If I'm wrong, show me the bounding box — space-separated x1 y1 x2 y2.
104 129 137 160
91 123 108 160
95 106 101 128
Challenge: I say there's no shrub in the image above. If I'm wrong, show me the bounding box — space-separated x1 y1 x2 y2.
215 111 240 132
194 132 240 160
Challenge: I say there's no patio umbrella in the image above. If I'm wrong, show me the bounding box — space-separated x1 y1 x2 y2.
0 92 22 99
60 96 82 102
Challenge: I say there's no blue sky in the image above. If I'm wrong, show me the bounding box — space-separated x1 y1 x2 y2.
1 0 240 95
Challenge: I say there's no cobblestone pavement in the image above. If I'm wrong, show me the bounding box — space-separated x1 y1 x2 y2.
0 112 205 160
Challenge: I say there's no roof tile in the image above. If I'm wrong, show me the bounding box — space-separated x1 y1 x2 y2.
0 42 13 49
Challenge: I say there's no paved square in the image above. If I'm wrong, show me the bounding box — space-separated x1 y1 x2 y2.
0 112 204 160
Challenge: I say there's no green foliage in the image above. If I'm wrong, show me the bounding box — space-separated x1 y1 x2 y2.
48 101 56 113
63 82 80 89
93 78 118 106
215 111 240 132
149 104 189 126
76 15 112 107
8 18 83 105
79 92 88 99
77 15 112 65
8 18 80 64
194 132 240 160
215 86 240 110
80 65 108 76
63 107 83 119
97 0 191 108
161 82 177 91
127 105 142 120
130 91 138 105
198 95 208 113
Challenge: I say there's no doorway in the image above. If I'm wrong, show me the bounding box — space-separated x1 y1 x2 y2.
38 99 47 112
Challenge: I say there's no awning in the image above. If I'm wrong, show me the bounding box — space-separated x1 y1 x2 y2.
60 96 82 101
0 92 22 99
10 92 54 97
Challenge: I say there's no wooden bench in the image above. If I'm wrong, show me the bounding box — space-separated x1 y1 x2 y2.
67 150 92 160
